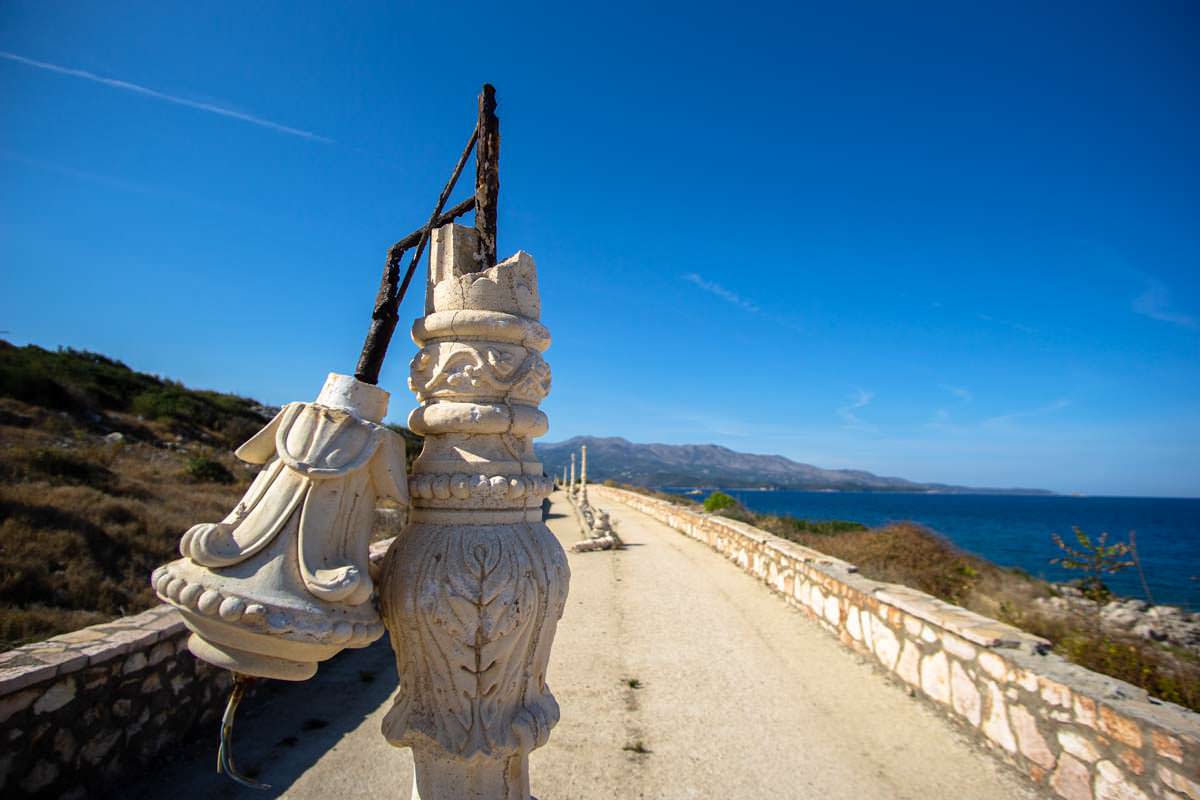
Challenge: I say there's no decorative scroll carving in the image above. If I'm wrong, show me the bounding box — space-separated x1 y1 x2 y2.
177 401 401 604
152 374 406 681
380 223 568 799
409 342 550 404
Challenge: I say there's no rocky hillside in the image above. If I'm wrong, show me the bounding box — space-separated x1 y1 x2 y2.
536 435 1050 494
0 341 418 649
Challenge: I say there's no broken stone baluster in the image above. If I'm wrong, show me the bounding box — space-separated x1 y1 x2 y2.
152 373 406 680
380 223 569 800
572 507 622 553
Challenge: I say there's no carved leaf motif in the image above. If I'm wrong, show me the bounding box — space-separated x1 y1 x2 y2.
380 523 569 758
484 347 516 377
407 351 434 393
424 349 488 393
510 358 552 399
412 344 548 402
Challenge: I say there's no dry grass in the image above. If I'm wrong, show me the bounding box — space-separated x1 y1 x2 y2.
613 484 1200 711
759 511 1200 711
0 415 248 649
0 342 424 650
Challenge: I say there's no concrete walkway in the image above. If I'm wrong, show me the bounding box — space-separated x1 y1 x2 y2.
123 491 1038 799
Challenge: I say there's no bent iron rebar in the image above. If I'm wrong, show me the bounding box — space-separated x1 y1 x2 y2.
217 674 269 790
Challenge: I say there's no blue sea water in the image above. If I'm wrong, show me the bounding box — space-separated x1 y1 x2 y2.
665 490 1200 610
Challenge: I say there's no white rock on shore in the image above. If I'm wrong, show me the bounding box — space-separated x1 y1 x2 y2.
1035 587 1200 654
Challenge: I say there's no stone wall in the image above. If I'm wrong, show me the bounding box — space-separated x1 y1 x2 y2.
0 604 230 798
593 486 1200 800
0 538 395 799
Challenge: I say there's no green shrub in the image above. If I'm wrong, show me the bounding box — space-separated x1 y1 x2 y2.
1051 526 1134 603
131 389 211 425
0 447 115 488
1057 632 1199 711
0 341 271 446
777 517 867 536
185 456 234 484
703 491 738 513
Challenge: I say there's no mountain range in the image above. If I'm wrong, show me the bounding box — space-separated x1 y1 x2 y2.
534 436 1052 495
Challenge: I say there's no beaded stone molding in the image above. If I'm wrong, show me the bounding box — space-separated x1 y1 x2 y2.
379 224 569 800
152 373 407 681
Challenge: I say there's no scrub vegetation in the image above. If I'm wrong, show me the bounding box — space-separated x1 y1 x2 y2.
624 485 1199 711
0 342 417 649
2 342 1194 710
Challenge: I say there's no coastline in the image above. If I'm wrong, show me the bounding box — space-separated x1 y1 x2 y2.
660 486 1200 610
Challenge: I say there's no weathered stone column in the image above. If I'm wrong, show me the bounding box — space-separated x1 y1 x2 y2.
379 223 569 800
569 453 576 498
579 445 588 506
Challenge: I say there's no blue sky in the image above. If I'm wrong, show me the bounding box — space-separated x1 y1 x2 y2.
2 2 1198 497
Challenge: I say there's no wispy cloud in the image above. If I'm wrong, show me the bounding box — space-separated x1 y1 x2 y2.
0 50 333 143
681 272 803 332
940 384 973 402
982 398 1069 428
837 388 875 431
682 272 759 313
1133 280 1197 330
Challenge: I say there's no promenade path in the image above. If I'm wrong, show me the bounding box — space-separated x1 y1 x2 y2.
124 491 1038 800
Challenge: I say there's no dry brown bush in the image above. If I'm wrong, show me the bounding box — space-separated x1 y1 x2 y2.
0 416 248 649
606 482 1199 711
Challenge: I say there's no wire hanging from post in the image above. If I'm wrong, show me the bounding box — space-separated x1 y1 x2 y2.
217 674 269 790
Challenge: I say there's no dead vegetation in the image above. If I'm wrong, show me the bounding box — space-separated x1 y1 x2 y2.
750 505 1200 711
0 401 251 649
609 483 1200 711
0 342 419 650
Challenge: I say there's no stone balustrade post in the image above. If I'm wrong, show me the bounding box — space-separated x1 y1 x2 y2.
579 445 588 506
379 223 569 800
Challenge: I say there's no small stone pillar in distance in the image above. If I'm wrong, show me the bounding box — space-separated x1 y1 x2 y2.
569 453 576 498
379 223 569 800
580 445 589 506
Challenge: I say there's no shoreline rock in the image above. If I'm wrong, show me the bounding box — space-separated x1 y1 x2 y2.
1035 586 1200 654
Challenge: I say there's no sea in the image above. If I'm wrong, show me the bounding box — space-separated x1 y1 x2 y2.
662 489 1200 610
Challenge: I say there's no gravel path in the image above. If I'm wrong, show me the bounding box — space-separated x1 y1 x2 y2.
123 491 1038 799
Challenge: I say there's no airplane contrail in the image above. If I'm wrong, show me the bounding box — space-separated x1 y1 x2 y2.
0 50 333 144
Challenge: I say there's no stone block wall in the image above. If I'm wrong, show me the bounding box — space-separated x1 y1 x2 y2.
0 538 396 799
0 604 231 798
593 485 1200 800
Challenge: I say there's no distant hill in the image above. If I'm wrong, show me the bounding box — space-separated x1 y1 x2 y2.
535 435 1052 495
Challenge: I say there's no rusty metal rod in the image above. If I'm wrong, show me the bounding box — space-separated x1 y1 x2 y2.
217 674 269 790
354 122 479 386
474 83 500 271
393 124 480 323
